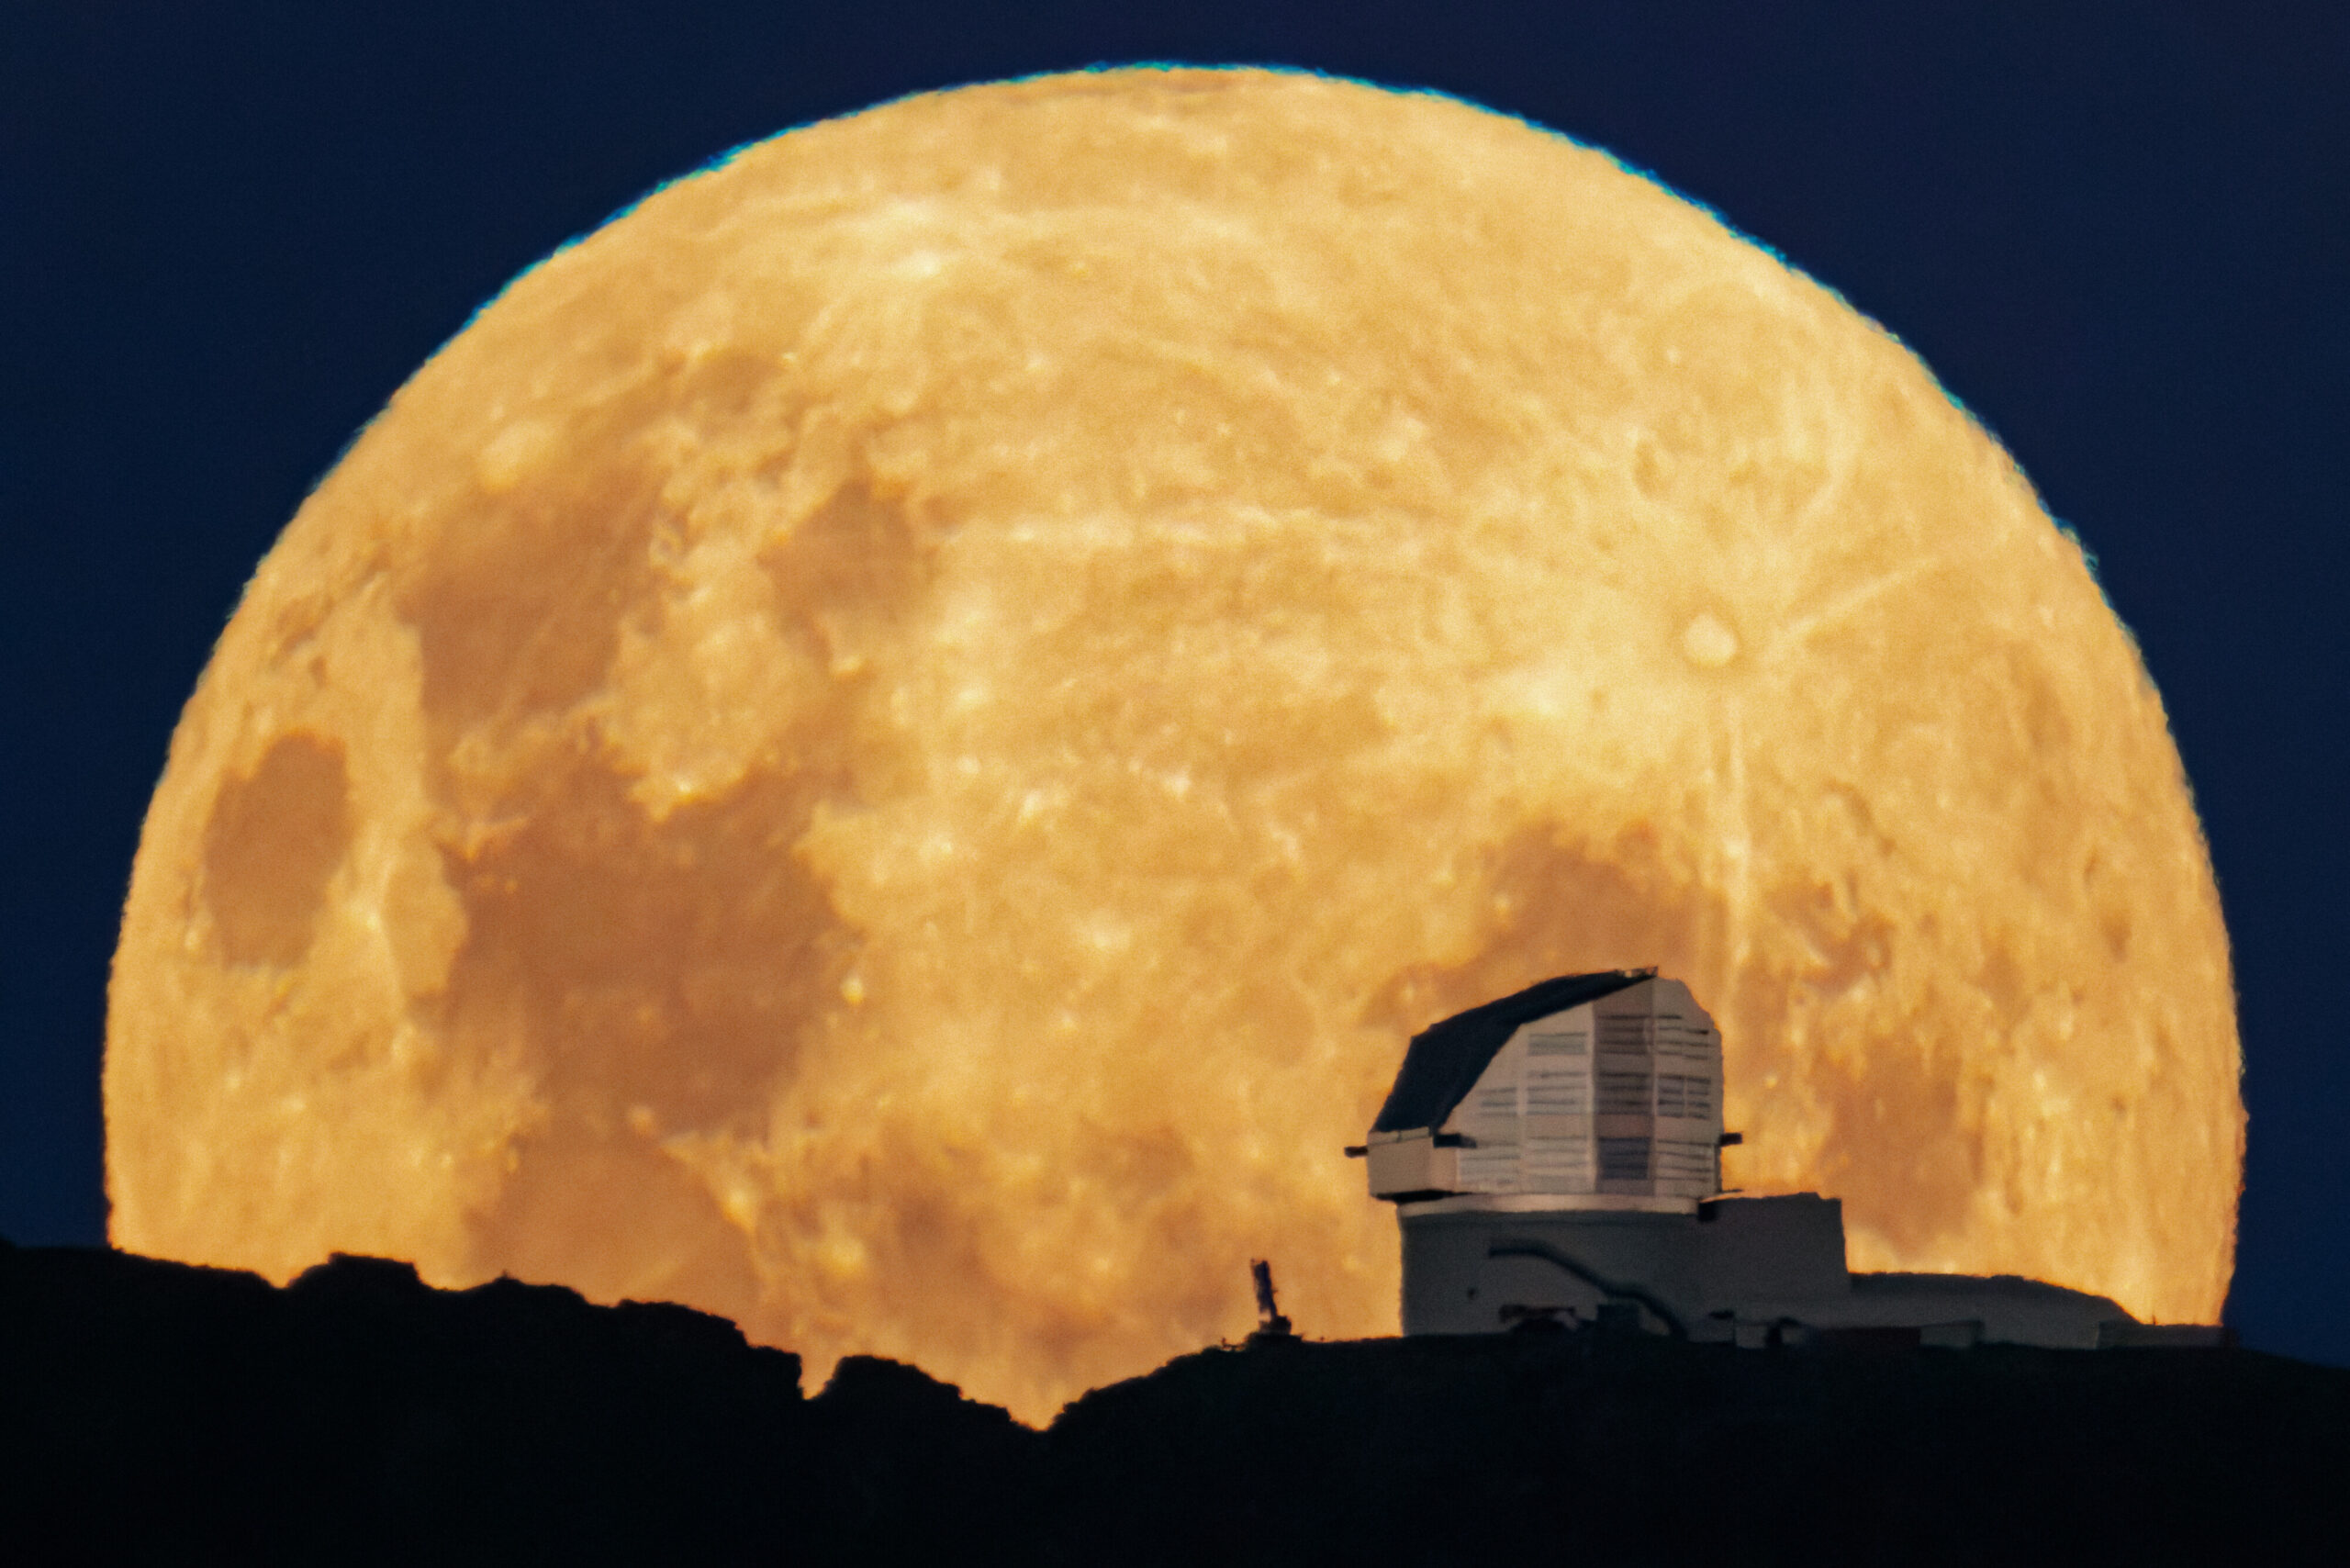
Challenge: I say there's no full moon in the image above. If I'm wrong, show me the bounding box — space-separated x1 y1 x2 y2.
107 68 2241 1423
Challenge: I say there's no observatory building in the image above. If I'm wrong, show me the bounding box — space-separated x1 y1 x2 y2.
1349 970 2225 1349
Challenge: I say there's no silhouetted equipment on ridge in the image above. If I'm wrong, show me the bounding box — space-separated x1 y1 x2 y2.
1350 970 2234 1350
1248 1258 1296 1344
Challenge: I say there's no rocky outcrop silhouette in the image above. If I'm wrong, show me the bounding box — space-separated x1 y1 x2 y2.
5 1236 2344 1564
1044 1326 2349 1565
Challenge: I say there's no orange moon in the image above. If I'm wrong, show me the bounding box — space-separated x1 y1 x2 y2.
106 67 2241 1423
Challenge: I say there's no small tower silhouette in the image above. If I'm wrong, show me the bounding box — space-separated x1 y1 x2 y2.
1248 1259 1295 1343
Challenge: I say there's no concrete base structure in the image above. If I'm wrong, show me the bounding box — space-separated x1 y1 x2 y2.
1400 1193 2138 1349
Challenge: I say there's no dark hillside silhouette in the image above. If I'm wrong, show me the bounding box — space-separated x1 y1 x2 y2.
5 1237 2344 1564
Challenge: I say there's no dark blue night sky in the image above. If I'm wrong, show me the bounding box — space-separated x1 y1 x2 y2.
5 4 2344 1366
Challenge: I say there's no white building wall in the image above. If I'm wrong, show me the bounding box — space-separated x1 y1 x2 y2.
1400 1204 1707 1336
1395 1194 2140 1348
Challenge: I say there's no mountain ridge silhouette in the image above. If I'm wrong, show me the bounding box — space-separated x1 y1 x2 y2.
5 1237 2341 1564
